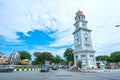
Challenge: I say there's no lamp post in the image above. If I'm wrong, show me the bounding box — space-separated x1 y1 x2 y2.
115 25 120 27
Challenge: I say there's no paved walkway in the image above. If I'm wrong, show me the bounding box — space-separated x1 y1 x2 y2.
84 69 120 72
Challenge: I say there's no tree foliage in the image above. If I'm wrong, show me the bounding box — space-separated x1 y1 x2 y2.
18 51 31 60
32 52 55 65
69 61 74 66
96 55 112 62
61 59 69 65
96 51 120 62
63 48 74 61
110 51 120 62
54 55 62 64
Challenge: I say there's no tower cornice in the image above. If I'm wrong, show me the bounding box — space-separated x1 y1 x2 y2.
72 27 92 35
74 50 95 54
74 20 88 26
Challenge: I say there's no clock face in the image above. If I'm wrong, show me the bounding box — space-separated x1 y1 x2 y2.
84 34 88 38
84 33 88 41
84 34 88 37
84 33 91 46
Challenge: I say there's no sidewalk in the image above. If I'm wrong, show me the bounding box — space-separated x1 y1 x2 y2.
83 69 120 72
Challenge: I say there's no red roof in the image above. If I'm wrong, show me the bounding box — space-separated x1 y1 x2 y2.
2 58 9 61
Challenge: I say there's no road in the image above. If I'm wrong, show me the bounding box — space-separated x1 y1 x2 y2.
0 69 120 80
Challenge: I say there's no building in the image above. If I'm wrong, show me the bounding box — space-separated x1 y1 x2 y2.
108 62 119 69
73 10 96 69
9 52 20 65
2 58 9 64
0 52 4 64
0 52 9 64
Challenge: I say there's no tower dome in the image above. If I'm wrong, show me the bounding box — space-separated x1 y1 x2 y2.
76 10 83 16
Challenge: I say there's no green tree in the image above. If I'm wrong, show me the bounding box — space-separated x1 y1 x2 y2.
33 52 55 65
96 55 112 62
63 48 74 61
61 59 69 65
18 51 31 60
69 61 74 67
54 55 62 64
111 51 120 62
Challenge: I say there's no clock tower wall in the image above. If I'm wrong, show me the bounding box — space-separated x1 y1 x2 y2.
73 10 96 69
80 30 93 51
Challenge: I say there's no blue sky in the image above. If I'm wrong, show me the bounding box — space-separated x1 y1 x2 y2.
0 0 120 58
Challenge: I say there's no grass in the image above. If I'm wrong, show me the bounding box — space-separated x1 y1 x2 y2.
14 65 40 70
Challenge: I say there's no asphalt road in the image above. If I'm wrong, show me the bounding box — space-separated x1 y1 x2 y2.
0 69 120 80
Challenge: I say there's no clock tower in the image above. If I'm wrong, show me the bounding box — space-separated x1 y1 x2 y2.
73 10 96 69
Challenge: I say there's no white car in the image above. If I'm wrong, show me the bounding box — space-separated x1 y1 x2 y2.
0 65 14 72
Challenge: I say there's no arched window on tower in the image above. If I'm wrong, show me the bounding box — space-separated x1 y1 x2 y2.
82 22 86 27
76 38 80 45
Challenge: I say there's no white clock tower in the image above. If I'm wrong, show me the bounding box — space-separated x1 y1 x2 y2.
73 10 96 69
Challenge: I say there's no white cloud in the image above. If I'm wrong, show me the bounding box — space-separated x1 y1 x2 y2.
29 45 66 58
50 29 74 47
0 0 120 56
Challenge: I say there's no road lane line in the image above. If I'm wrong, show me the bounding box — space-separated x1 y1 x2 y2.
97 75 120 80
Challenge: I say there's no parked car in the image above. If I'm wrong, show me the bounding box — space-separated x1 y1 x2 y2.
0 65 14 72
64 65 69 69
51 65 58 70
40 65 49 72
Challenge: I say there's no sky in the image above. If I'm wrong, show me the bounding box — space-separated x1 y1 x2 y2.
0 0 120 58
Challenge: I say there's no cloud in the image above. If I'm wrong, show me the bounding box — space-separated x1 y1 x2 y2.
29 45 66 58
0 0 120 57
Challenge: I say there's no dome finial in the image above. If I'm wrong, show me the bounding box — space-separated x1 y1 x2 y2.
76 9 83 16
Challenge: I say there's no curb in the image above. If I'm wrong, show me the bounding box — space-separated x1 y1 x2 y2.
14 68 40 71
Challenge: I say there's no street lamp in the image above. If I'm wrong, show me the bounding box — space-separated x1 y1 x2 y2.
115 25 120 27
